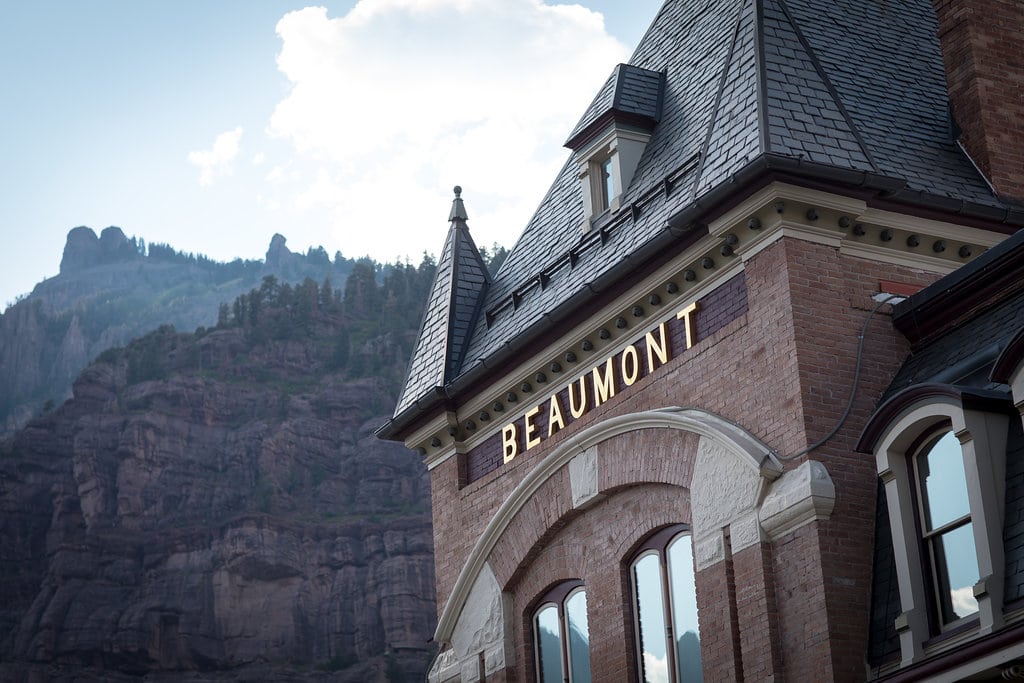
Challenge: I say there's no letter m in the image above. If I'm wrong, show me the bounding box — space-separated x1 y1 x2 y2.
592 358 616 406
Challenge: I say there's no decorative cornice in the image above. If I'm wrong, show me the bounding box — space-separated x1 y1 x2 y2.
392 182 1010 456
408 246 746 461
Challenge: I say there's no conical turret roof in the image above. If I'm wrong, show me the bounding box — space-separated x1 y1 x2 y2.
394 187 490 416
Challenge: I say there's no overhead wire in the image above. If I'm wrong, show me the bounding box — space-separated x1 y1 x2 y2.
774 293 903 461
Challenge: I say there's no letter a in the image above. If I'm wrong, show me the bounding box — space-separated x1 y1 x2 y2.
548 394 566 437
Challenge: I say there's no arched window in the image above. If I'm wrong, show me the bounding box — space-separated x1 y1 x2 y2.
914 429 979 625
533 581 591 683
630 525 702 683
861 385 1011 664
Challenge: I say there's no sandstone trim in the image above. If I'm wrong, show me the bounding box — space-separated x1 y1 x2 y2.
433 406 783 645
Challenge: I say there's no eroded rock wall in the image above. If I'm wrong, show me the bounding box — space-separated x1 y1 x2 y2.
0 323 435 681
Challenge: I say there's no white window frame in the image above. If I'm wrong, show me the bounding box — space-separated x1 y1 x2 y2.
912 428 980 627
574 126 652 230
872 395 1009 665
594 154 615 214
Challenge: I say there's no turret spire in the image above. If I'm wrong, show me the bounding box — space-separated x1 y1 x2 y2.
448 185 468 223
392 186 490 416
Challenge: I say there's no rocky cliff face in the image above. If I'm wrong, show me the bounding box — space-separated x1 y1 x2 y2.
0 315 436 681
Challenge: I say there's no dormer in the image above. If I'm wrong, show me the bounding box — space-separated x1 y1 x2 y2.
565 64 665 229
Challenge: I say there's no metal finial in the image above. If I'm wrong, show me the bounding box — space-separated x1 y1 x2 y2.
449 185 468 222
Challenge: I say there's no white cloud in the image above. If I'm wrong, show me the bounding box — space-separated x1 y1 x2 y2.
950 586 978 619
266 0 628 260
265 165 286 183
642 652 670 683
188 127 244 186
252 152 266 165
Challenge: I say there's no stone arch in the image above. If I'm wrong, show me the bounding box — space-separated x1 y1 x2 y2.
487 427 698 594
434 406 786 666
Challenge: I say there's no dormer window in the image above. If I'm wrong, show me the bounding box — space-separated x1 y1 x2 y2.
859 385 1012 665
565 64 665 230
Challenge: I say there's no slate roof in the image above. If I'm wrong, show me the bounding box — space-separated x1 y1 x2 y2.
393 189 490 415
867 481 901 667
882 228 1024 400
883 294 1024 400
384 0 1021 431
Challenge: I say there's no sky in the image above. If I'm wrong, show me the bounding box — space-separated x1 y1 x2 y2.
0 0 664 310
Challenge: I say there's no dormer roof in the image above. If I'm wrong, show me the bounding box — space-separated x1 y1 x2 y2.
381 0 1024 438
565 63 666 151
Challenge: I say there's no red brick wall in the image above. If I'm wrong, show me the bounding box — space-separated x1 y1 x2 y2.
429 235 942 680
695 535 744 681
785 238 937 680
933 0 1024 201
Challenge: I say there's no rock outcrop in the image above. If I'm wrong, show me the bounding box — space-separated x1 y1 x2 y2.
0 313 436 680
59 226 142 274
0 228 357 437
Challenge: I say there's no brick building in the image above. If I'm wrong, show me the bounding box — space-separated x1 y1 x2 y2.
377 0 1024 680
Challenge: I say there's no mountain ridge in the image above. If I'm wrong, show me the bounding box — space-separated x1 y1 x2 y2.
2 226 362 436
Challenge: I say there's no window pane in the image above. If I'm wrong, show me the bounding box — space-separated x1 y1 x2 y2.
601 158 614 209
565 590 591 683
919 431 970 530
536 605 563 683
934 522 980 622
634 553 670 683
667 536 703 683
